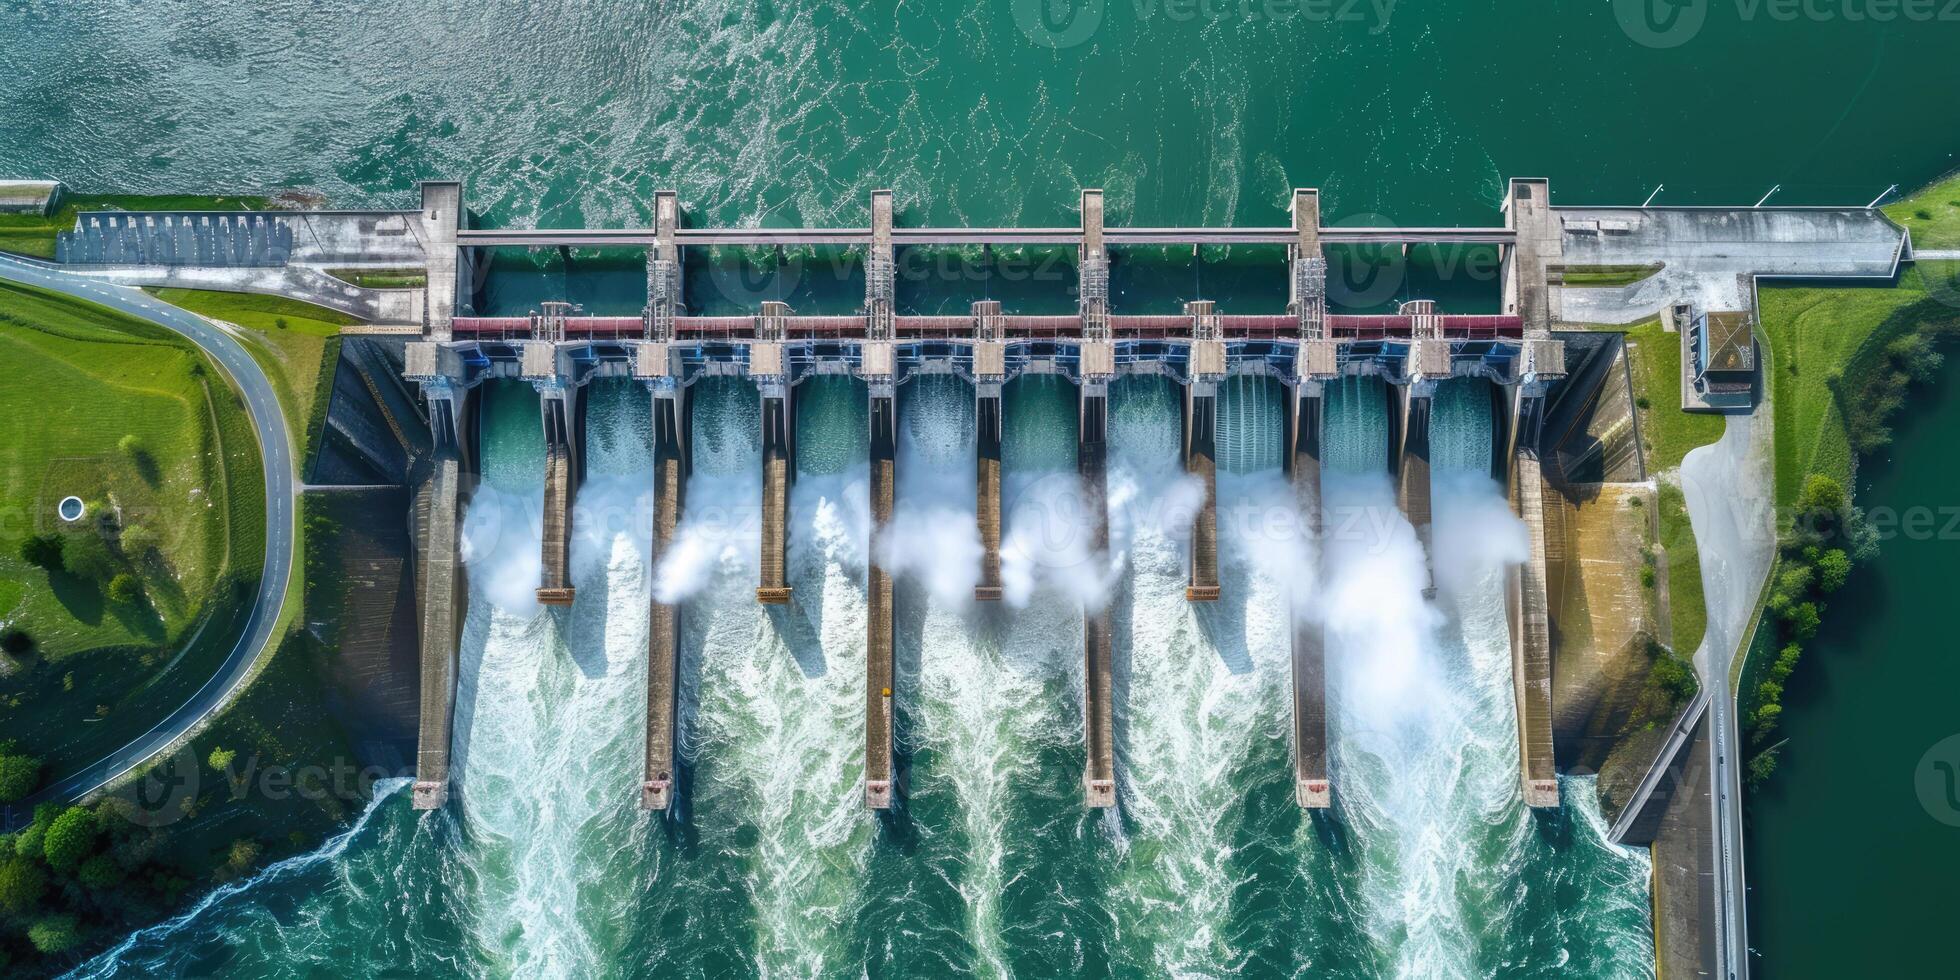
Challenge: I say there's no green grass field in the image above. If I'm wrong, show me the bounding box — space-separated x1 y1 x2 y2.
1756 262 1960 506
0 281 264 785
0 193 270 259
144 289 353 480
1883 171 1960 250
1614 318 1726 473
1579 317 1722 654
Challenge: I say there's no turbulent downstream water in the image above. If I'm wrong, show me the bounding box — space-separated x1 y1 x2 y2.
76 375 1653 978
17 1 1948 975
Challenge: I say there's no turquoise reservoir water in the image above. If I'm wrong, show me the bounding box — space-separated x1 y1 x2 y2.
9 1 1958 975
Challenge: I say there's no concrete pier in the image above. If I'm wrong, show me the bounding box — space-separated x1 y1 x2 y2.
412 386 471 810
1080 384 1117 809
1288 388 1331 808
1078 189 1116 808
756 302 793 605
1185 301 1222 602
642 386 686 810
536 384 580 606
866 392 897 808
974 301 1005 601
1392 384 1434 542
1506 389 1561 809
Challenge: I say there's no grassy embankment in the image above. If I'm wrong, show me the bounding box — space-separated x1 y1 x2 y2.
325 268 426 289
1883 170 1960 249
0 282 263 788
1614 317 1723 657
142 289 354 479
0 491 367 974
1738 258 1960 785
0 194 268 260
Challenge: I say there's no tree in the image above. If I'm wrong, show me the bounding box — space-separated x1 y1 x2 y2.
41 806 97 873
63 532 115 582
117 433 146 458
207 747 237 772
27 913 82 955
76 853 124 890
0 749 42 802
1797 474 1848 515
18 533 63 571
1815 549 1852 592
1782 601 1822 640
0 857 46 917
107 572 142 604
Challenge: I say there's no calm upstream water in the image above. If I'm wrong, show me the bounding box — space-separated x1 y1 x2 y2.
1744 351 1960 980
7 1 1960 977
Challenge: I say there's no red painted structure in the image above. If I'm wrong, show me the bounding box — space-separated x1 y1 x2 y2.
448 313 1522 342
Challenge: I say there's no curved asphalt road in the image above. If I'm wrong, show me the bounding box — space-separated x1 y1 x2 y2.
1 253 295 807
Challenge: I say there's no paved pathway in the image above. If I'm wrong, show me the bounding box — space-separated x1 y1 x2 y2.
0 253 297 808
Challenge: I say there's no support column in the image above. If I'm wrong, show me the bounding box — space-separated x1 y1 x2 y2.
1080 382 1116 808
1392 383 1433 543
643 384 687 810
1506 387 1560 809
866 389 897 808
1289 386 1330 808
413 382 472 810
1186 300 1223 602
755 302 792 605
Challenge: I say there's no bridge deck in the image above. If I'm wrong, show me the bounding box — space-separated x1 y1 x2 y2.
456 226 1515 248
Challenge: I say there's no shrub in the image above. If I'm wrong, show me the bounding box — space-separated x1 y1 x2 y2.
1815 549 1851 592
41 806 97 873
1782 601 1822 640
27 913 82 955
0 749 42 802
64 531 115 581
18 533 63 571
208 747 237 772
0 857 46 916
107 572 142 604
77 853 124 890
274 317 289 329
120 523 159 556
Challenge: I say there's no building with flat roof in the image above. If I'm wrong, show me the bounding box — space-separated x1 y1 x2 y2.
1684 308 1756 411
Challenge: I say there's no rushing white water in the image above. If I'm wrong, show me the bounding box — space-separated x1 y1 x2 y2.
449 380 652 979
60 372 1650 980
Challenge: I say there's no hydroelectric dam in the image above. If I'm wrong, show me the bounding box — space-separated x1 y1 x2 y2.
397 179 1568 815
